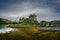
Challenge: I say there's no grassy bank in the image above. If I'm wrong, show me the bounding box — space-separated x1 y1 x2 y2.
0 27 60 40
0 32 60 40
8 24 39 28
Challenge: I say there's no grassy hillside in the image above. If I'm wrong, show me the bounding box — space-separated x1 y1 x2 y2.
0 18 17 24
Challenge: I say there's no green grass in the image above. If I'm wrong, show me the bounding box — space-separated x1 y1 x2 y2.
8 24 38 28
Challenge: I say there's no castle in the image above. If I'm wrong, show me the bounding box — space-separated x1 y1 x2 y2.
19 14 60 27
19 14 37 23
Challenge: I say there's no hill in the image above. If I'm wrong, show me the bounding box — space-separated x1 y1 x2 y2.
0 18 16 24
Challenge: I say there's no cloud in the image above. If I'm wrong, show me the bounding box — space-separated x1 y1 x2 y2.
0 0 60 21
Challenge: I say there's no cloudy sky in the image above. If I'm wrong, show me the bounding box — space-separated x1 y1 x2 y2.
0 0 60 22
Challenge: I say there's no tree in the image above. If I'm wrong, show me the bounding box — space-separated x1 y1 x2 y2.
40 21 46 27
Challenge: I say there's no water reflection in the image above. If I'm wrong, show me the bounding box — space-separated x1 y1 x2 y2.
0 28 16 33
0 24 8 29
0 24 17 33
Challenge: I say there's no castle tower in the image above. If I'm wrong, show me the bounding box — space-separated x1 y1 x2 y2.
19 17 25 23
29 14 37 21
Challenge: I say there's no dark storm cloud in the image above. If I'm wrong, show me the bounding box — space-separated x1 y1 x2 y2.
0 0 25 12
0 0 60 21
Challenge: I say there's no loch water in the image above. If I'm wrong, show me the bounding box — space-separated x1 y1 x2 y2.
0 24 8 29
0 24 16 33
0 24 60 33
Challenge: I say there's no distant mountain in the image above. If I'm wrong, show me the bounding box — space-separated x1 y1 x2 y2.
0 18 14 24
